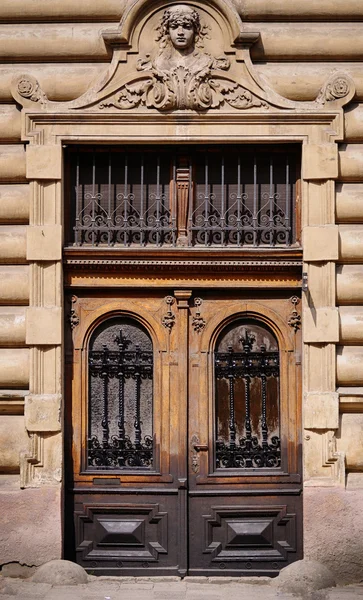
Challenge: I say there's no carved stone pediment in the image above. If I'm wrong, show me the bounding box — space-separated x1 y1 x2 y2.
11 0 355 114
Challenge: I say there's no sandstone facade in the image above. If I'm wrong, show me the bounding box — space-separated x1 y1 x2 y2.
0 0 363 585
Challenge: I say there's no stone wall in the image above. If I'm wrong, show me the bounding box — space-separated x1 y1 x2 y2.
0 0 363 583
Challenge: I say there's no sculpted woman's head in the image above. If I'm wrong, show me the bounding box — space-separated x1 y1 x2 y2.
159 5 201 50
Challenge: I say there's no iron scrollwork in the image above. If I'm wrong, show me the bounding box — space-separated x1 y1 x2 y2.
88 328 153 469
215 330 281 469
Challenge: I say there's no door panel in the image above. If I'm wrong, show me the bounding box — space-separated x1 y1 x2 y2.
187 295 302 575
65 290 302 576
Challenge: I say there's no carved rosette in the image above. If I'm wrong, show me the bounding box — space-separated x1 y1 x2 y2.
192 298 206 333
288 296 301 333
69 296 80 330
162 296 176 331
14 74 48 106
316 73 355 106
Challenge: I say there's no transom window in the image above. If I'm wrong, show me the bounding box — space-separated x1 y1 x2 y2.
66 145 300 248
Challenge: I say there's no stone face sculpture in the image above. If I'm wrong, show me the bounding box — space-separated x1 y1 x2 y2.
100 4 268 112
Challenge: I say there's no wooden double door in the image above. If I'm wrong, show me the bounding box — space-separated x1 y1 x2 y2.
65 289 302 576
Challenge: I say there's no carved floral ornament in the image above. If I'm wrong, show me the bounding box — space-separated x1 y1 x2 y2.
12 2 355 114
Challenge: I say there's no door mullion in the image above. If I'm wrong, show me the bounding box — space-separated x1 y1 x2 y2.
174 289 192 576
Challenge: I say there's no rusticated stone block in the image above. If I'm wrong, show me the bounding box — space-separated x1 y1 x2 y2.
304 392 339 429
0 349 29 388
303 144 338 180
303 226 339 261
26 146 62 180
0 146 26 182
336 183 363 223
0 415 28 472
339 225 363 261
339 306 363 343
337 265 363 305
0 184 30 224
0 225 26 264
0 307 26 346
26 307 62 345
24 394 61 433
339 144 363 181
337 413 363 470
337 346 363 385
26 226 62 261
303 307 339 343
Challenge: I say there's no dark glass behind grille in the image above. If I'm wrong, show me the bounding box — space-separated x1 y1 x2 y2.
215 320 281 469
66 146 299 248
87 318 153 471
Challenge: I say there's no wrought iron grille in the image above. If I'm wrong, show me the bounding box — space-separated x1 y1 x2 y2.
87 318 153 470
215 322 281 469
70 149 176 247
191 150 296 246
67 146 298 248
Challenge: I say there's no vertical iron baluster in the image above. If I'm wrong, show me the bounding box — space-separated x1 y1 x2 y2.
244 374 252 466
134 345 142 447
253 154 257 246
221 154 225 245
204 153 209 246
123 153 128 247
140 153 144 246
100 344 110 448
117 334 126 442
237 154 242 247
91 150 96 247
107 151 112 246
172 156 177 246
75 150 80 245
285 155 290 246
260 345 268 448
269 155 274 245
156 154 161 246
227 346 236 448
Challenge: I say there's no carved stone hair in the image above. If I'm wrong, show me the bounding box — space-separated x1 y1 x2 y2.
156 4 202 46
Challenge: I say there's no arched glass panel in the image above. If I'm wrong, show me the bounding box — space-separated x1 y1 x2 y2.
87 317 153 470
215 320 280 469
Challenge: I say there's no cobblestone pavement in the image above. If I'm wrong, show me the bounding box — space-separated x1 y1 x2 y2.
1 576 363 600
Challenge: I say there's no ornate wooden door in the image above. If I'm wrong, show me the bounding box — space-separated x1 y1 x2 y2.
65 289 302 576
